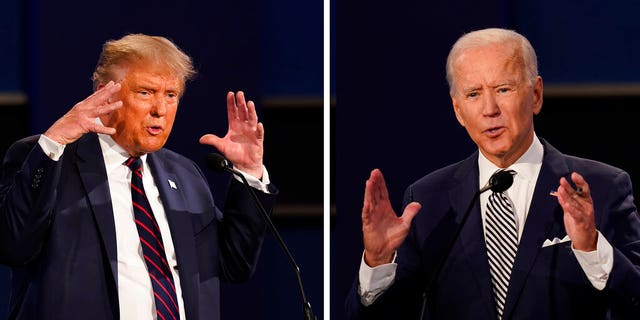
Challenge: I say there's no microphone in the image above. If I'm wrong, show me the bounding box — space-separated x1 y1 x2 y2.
420 169 515 317
205 153 317 320
479 169 515 193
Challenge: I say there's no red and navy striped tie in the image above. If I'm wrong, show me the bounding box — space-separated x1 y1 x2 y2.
125 157 180 320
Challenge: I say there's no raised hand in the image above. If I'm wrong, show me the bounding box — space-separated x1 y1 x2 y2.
199 91 264 179
362 169 421 267
44 81 122 145
555 172 597 251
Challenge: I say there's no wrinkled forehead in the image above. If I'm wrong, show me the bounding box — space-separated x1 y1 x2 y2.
111 59 185 89
453 43 526 82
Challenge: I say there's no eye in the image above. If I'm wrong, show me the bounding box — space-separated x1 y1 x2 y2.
138 90 150 96
167 92 177 99
467 92 478 98
497 87 511 94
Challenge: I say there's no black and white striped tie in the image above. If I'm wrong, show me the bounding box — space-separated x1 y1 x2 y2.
485 189 518 319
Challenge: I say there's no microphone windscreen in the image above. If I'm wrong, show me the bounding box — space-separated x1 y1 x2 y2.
489 170 514 193
205 153 228 172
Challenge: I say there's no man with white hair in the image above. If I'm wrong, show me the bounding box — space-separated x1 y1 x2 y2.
346 28 640 319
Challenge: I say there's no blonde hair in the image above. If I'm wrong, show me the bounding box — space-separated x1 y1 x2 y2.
91 33 196 92
445 28 538 93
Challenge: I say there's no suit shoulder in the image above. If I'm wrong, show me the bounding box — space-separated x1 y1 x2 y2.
6 134 40 151
151 148 204 175
2 135 41 161
564 154 627 177
409 160 467 192
542 136 627 178
154 148 193 164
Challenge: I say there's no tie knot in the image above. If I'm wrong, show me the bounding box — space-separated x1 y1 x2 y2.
487 169 516 193
125 157 142 172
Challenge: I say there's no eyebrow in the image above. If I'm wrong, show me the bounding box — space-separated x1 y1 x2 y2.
136 83 181 94
461 85 481 93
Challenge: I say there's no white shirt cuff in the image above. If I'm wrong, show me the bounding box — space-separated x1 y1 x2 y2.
38 134 66 161
572 231 613 290
232 165 271 193
358 251 397 306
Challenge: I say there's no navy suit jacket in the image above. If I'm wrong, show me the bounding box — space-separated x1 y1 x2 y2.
0 133 277 320
346 138 640 319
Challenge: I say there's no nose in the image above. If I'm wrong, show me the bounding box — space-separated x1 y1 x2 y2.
150 95 167 117
482 92 500 117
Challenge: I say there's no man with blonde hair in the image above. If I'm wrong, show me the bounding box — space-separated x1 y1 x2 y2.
0 33 276 320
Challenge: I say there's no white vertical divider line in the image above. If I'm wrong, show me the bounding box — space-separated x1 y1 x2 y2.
323 0 331 316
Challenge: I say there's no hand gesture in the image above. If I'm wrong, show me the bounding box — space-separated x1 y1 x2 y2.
555 172 597 251
199 91 264 179
44 81 122 145
362 169 421 267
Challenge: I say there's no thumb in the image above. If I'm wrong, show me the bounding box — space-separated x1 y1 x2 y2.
199 134 222 148
401 202 422 223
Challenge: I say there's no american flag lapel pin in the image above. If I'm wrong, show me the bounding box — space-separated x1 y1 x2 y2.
168 179 178 190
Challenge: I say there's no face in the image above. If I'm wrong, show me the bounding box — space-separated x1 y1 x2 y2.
450 42 543 167
100 62 183 157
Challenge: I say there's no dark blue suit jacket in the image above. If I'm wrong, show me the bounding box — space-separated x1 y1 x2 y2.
346 138 640 319
0 133 277 320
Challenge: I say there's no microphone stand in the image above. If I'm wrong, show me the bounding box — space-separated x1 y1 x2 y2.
420 170 513 319
420 188 484 318
217 159 317 320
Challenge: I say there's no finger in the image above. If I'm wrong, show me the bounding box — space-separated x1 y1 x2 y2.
401 202 422 224
255 122 264 140
227 91 238 122
94 80 112 92
558 177 579 197
91 100 123 117
199 133 222 147
90 80 115 98
556 178 585 217
370 169 389 204
559 174 585 196
556 178 574 206
362 187 374 222
89 122 117 135
235 91 249 122
246 100 258 124
364 169 386 207
570 172 589 196
90 81 121 104
363 170 378 207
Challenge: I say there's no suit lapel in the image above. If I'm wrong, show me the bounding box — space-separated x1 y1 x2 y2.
501 142 570 319
451 157 498 318
147 153 199 320
75 134 119 287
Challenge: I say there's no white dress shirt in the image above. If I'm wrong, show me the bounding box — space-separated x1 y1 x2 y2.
358 135 614 306
38 132 270 319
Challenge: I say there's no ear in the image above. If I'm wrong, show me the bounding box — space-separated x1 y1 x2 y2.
451 93 466 127
532 76 543 115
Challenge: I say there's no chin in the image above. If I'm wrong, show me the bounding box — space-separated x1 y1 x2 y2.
139 140 167 154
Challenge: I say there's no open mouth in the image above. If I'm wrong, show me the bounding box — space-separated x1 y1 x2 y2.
484 126 504 137
147 126 163 135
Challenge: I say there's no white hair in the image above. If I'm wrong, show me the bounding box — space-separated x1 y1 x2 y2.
445 28 538 93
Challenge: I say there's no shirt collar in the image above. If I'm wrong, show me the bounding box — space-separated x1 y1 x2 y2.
478 134 543 187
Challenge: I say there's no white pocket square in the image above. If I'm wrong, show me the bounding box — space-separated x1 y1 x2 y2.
542 235 571 248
